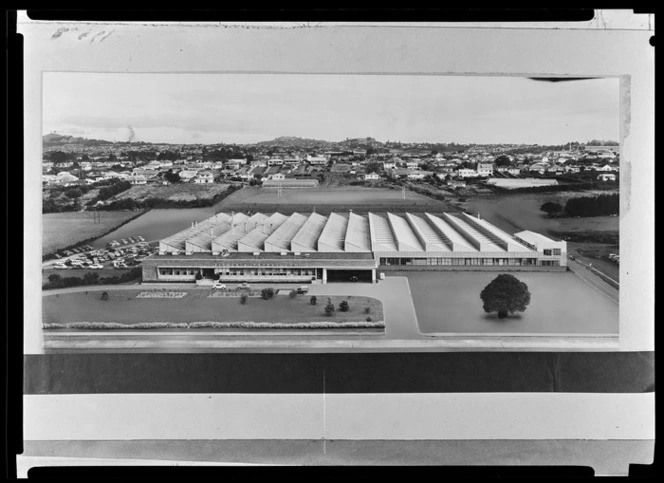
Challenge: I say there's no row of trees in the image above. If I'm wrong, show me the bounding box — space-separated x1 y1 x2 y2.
43 268 142 290
541 193 619 218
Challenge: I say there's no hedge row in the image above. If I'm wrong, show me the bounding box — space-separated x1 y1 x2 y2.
43 320 386 330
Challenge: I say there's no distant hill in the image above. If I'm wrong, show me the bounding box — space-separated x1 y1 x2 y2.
255 136 332 148
43 133 114 147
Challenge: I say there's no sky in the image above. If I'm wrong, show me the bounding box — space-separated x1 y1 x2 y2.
43 73 619 145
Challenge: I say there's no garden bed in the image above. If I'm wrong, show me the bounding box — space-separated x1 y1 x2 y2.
136 291 187 299
207 290 261 298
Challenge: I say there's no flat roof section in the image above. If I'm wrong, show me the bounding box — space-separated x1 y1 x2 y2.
318 212 349 252
514 230 563 248
237 212 290 252
290 212 328 252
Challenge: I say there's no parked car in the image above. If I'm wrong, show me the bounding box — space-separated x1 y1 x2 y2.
350 276 359 282
296 286 309 294
212 282 227 290
238 282 251 290
90 264 104 269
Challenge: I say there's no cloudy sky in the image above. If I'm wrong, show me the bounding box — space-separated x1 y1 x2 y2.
43 73 619 145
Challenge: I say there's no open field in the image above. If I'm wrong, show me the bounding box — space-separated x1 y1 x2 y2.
42 211 143 256
394 271 618 334
111 183 230 203
42 289 383 326
218 186 452 214
464 190 619 236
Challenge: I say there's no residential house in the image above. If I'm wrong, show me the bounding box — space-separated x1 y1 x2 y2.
307 156 328 165
507 167 522 176
364 172 381 181
194 171 215 184
447 179 467 189
271 173 286 181
407 170 433 180
457 168 479 179
178 169 199 182
597 173 617 182
596 164 617 172
476 162 494 177
130 174 148 185
267 157 284 166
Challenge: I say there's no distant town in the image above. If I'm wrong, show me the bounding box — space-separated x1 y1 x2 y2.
42 133 619 213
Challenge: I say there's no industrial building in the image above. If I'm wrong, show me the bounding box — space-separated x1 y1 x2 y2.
142 211 567 284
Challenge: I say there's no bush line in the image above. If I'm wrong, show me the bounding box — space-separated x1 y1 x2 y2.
43 320 386 330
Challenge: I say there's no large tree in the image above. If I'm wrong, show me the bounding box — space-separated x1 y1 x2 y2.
480 274 531 319
494 155 511 167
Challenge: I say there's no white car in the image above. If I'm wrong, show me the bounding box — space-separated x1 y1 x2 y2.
90 264 104 269
212 282 227 290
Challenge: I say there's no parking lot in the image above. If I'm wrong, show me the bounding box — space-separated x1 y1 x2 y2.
44 237 158 272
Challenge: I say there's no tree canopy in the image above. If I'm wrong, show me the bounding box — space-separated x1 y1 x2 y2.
480 274 531 319
494 155 511 167
540 201 563 216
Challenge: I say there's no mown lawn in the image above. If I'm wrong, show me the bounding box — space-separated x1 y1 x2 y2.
42 290 383 325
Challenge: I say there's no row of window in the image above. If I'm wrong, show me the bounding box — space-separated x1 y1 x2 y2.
158 267 320 277
379 257 542 266
543 249 562 256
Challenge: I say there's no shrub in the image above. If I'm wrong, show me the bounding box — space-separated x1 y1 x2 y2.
324 299 335 316
339 300 350 312
289 290 297 299
366 316 372 322
48 273 61 283
310 295 317 305
100 291 109 301
239 293 248 305
195 271 203 281
364 306 371 314
261 287 275 300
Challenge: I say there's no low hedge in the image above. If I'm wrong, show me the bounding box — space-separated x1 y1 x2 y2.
43 320 386 330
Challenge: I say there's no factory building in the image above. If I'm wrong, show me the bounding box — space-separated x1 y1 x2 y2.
142 211 567 284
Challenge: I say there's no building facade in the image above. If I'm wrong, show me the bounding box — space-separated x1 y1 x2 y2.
142 211 567 284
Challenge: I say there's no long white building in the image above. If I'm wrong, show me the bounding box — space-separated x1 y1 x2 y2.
143 211 567 283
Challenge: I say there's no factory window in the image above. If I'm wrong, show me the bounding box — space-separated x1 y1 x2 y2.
552 248 562 256
543 249 553 256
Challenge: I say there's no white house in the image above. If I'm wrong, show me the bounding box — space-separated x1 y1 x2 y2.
364 172 381 180
194 171 215 184
457 168 479 179
267 157 284 166
382 161 397 170
307 156 328 165
271 173 286 181
130 174 148 185
178 169 199 182
476 162 494 177
507 167 522 176
597 173 617 182
596 164 617 172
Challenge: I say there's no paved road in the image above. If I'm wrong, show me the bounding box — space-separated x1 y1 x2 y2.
566 259 619 304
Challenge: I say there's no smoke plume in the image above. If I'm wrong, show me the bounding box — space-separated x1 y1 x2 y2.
127 125 136 143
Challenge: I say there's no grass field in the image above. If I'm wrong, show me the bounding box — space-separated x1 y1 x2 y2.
42 290 383 326
395 271 618 334
111 183 230 203
42 211 142 256
218 186 452 213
